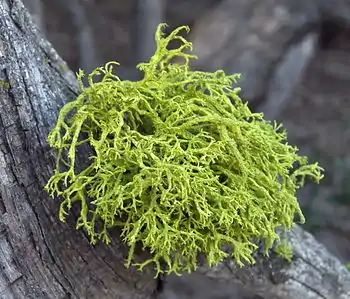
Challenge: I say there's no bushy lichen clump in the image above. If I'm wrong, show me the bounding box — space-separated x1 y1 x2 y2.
45 23 323 276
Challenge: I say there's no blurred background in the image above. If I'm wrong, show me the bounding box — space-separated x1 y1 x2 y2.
21 0 350 298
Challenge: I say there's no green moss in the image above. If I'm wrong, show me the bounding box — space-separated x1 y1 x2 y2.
45 23 324 276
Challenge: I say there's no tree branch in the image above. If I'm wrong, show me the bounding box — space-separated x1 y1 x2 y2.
1 1 350 299
195 225 350 299
0 1 156 298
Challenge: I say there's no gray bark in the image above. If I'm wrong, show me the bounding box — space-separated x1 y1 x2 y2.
194 225 350 299
22 0 44 35
0 1 349 299
0 1 157 298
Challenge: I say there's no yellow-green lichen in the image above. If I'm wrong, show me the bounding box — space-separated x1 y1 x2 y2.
45 23 324 276
0 80 10 89
346 263 350 271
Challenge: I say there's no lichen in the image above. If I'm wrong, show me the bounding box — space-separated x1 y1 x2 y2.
45 23 324 277
0 80 10 89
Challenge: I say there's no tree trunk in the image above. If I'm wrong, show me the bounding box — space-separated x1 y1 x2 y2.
194 225 350 299
0 1 157 298
21 0 45 35
0 1 349 299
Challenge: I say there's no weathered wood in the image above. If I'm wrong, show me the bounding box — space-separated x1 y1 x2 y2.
0 1 157 298
195 225 350 299
0 1 350 299
22 0 45 35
